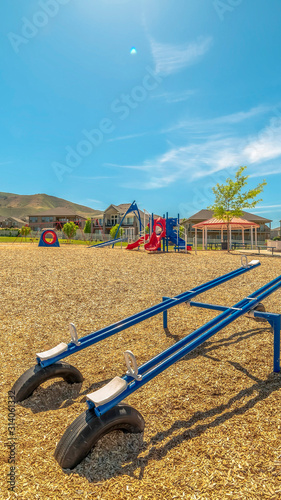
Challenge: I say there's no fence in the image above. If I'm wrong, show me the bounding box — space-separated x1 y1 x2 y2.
0 229 20 237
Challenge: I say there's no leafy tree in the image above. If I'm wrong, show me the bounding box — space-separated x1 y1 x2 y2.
110 224 124 239
20 225 31 241
179 218 187 238
179 226 185 238
84 218 91 234
208 166 266 251
63 221 79 241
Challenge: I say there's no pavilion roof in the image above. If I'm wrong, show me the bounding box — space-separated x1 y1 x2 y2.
192 217 260 229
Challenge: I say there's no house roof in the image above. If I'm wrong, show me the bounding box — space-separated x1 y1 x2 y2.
104 203 137 213
185 209 272 224
0 216 25 223
193 217 260 229
104 203 148 217
28 208 85 217
7 216 26 223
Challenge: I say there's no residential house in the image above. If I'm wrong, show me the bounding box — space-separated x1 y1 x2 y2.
0 216 26 228
28 208 87 231
271 225 281 239
181 209 272 243
100 203 147 238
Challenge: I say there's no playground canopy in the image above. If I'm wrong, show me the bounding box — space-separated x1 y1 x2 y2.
192 217 260 250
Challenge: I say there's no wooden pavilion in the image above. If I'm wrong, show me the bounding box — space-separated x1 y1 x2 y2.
192 217 260 251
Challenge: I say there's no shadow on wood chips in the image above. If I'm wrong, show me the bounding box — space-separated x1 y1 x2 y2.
60 367 281 484
19 325 268 414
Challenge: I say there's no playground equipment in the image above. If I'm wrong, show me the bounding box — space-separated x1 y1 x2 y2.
94 218 105 240
144 217 166 251
38 230 60 247
143 214 192 252
126 208 150 250
125 212 192 252
88 201 143 249
88 237 124 249
13 259 261 405
54 258 281 468
113 200 143 245
126 233 149 250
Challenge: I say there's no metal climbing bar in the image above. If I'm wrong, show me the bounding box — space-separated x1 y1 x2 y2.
87 271 281 417
36 260 260 367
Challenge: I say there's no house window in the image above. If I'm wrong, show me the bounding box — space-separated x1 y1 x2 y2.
42 217 54 222
125 217 134 225
30 217 38 223
111 215 118 225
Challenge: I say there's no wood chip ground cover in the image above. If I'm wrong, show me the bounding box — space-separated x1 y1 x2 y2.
1 244 281 499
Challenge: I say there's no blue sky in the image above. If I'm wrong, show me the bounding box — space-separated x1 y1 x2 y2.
1 0 281 226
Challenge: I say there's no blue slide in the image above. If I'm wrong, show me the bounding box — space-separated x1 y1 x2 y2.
88 238 124 248
168 231 192 250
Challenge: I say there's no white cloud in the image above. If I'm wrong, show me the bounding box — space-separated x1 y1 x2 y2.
104 162 149 171
110 116 281 190
107 132 148 142
163 104 274 134
254 209 279 214
243 118 281 163
70 175 112 180
151 89 196 103
212 105 273 125
87 198 103 204
255 204 281 209
149 36 212 76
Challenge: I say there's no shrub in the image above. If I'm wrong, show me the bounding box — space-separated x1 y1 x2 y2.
20 226 31 240
110 224 124 239
84 219 91 234
63 221 79 241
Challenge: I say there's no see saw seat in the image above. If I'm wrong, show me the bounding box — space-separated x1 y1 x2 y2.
87 377 128 406
36 343 68 361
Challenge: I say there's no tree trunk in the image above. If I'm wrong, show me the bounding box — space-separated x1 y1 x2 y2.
227 222 230 252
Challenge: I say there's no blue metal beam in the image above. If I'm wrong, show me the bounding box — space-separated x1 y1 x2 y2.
38 262 260 367
90 273 281 416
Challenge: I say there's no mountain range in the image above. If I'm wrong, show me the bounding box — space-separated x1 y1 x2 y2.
0 192 102 219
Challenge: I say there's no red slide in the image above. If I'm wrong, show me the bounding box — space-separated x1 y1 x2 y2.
126 233 149 250
144 218 166 252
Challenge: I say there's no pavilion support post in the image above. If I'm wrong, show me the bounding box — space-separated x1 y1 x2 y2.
205 227 208 250
251 226 253 249
195 228 197 255
227 223 230 252
242 228 245 245
255 227 257 248
202 227 204 250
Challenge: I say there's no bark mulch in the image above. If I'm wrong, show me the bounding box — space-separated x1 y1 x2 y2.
1 244 281 499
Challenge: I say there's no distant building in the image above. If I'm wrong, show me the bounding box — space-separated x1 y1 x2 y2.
28 204 155 238
271 225 281 239
101 203 147 238
0 216 26 228
28 208 87 231
181 209 272 243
